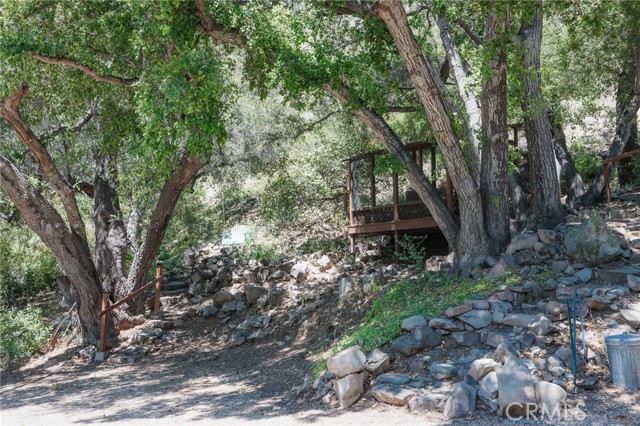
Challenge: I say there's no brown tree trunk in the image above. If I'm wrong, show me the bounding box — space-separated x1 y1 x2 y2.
375 0 489 267
118 152 205 306
616 54 639 186
94 153 128 296
520 3 564 229
0 155 116 346
549 110 585 206
480 2 510 253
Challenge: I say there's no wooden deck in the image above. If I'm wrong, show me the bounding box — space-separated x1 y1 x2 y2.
346 142 455 252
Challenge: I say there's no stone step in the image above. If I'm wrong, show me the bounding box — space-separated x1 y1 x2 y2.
161 288 189 297
598 267 640 284
162 280 188 291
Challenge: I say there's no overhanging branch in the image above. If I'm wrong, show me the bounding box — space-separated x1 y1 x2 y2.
29 52 138 86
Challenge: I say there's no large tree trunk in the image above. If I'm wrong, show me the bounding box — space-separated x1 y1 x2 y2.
520 3 564 229
577 44 640 206
94 153 128 296
480 2 510 253
616 51 639 186
375 0 489 267
549 110 585 206
435 13 482 152
0 155 116 345
118 152 206 306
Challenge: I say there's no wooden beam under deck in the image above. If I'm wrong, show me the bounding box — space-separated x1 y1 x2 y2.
348 217 440 235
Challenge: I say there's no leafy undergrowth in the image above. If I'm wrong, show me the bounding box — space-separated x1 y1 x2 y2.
312 272 506 377
0 306 50 367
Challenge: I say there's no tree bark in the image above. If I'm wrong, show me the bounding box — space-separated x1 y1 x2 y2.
94 153 128 296
118 152 206 305
616 51 639 186
0 155 115 345
375 0 489 266
0 86 89 243
520 3 564 229
549 110 584 206
436 12 482 152
480 2 510 253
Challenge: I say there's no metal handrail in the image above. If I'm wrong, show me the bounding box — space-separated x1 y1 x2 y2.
99 262 163 352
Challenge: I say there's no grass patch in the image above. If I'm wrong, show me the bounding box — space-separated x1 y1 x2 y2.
312 271 500 377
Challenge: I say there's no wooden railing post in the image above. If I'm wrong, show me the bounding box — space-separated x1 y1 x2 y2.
99 292 109 352
153 261 163 317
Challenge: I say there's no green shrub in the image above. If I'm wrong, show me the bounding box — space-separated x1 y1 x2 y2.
0 227 61 305
570 142 601 183
0 306 50 367
398 235 428 267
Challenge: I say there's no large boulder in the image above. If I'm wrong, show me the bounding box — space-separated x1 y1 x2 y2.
334 371 366 408
497 357 537 418
535 381 566 414
243 284 268 305
443 382 477 419
565 213 623 264
327 345 366 378
401 315 427 331
371 383 416 406
212 290 233 306
364 349 390 375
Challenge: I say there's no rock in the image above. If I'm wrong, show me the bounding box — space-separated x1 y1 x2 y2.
362 272 385 294
445 304 472 318
212 290 233 306
390 335 420 357
409 393 446 412
485 332 508 349
551 260 570 273
586 296 611 311
469 358 500 381
555 347 573 364
490 300 513 313
466 299 490 310
478 389 499 412
620 309 640 328
443 382 477 419
339 276 357 300
327 345 366 378
603 324 636 337
371 384 416 406
451 331 479 346
538 229 557 244
527 314 553 336
506 233 539 254
429 317 464 332
364 349 391 375
458 310 492 329
496 290 514 302
233 331 250 346
201 305 218 317
376 373 412 386
291 262 309 280
480 371 499 398
565 213 623 264
546 301 567 316
412 326 440 349
492 341 519 363
535 381 566 413
429 362 457 380
334 371 366 408
221 301 237 313
497 357 537 418
576 268 594 284
243 284 268 304
268 287 286 306
317 255 332 271
502 314 535 328
628 274 640 292
487 259 513 279
401 315 427 331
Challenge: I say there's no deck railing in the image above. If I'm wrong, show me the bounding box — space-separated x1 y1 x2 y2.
98 261 164 352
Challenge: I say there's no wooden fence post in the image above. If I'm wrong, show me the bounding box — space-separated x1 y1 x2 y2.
99 292 109 352
153 261 163 317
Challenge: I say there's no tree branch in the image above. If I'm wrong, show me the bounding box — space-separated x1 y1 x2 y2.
43 106 95 140
291 110 339 139
0 86 89 243
455 18 483 46
194 0 247 48
386 106 418 113
29 52 138 86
